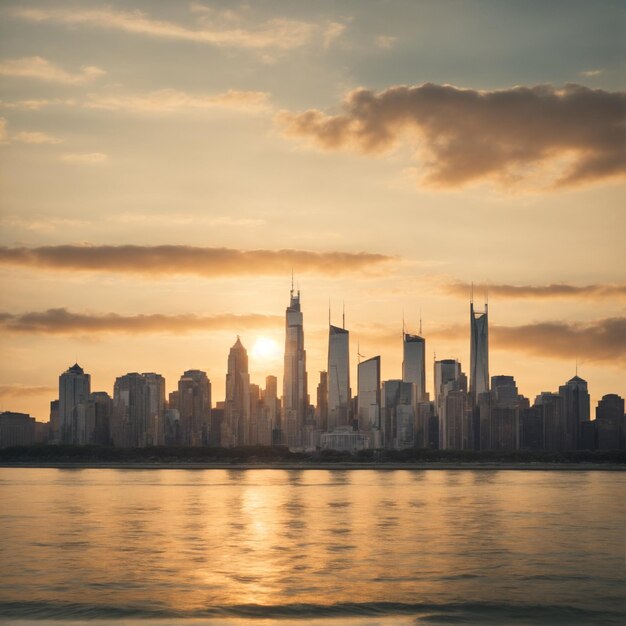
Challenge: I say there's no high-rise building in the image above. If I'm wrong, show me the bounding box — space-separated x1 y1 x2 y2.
112 373 149 448
469 301 489 406
143 372 166 446
178 370 211 446
58 363 91 444
257 376 277 446
357 356 381 432
559 375 590 450
88 391 112 446
328 324 351 431
595 393 625 450
316 371 328 432
403 332 426 404
223 337 250 447
435 362 468 450
434 359 461 411
534 392 565 451
283 286 308 449
381 380 413 449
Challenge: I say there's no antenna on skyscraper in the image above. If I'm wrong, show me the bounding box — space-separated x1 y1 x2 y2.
402 309 405 338
328 299 331 326
470 281 474 304
342 301 345 329
291 268 294 296
419 308 423 336
357 343 364 364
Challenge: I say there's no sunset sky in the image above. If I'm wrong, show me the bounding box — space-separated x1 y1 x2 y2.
0 0 624 421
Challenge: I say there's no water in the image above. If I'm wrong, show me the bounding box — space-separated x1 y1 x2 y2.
0 468 624 625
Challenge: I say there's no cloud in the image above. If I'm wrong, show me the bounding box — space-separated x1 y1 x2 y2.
13 131 63 144
0 309 282 335
352 318 625 365
84 88 270 113
442 282 626 300
13 6 322 51
375 35 396 49
324 22 346 48
490 318 626 365
60 152 107 164
580 69 603 77
277 83 626 189
0 245 393 277
0 384 56 398
0 56 104 84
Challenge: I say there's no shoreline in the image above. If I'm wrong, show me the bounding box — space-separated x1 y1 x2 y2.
1 461 624 471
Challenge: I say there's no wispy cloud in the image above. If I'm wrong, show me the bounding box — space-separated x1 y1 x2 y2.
84 88 270 113
13 131 63 144
0 309 282 335
442 281 626 300
0 56 105 84
580 69 603 77
0 384 56 398
0 245 394 277
12 6 331 52
375 35 396 49
277 83 626 189
60 152 107 164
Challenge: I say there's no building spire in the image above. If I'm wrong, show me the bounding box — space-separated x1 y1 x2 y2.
470 281 474 304
328 299 331 326
419 308 423 336
342 301 345 329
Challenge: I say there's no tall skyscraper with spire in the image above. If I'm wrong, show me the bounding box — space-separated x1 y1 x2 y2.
328 308 350 431
224 336 250 447
469 299 489 406
282 281 308 448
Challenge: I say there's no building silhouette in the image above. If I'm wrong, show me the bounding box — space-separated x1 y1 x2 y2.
58 363 91 444
178 370 210 446
223 337 250 446
357 355 381 435
112 373 150 448
282 286 308 448
328 323 351 431
559 375 590 450
403 332 426 404
469 301 489 406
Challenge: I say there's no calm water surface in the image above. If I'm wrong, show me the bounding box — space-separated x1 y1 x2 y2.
0 468 624 625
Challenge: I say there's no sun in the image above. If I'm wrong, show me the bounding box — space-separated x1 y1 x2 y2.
251 336 280 361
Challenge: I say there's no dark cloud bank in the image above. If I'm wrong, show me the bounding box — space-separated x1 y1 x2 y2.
0 245 392 276
278 83 625 188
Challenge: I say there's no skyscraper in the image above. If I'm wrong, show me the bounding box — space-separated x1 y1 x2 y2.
381 379 414 449
178 370 211 446
282 286 308 449
559 375 590 450
112 372 149 448
328 324 350 431
316 371 328 431
143 372 166 446
403 332 426 404
58 363 91 444
357 356 381 432
469 301 489 406
224 337 250 447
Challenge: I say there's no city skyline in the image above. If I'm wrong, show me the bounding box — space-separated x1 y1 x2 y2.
0 0 624 423
2 284 623 432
